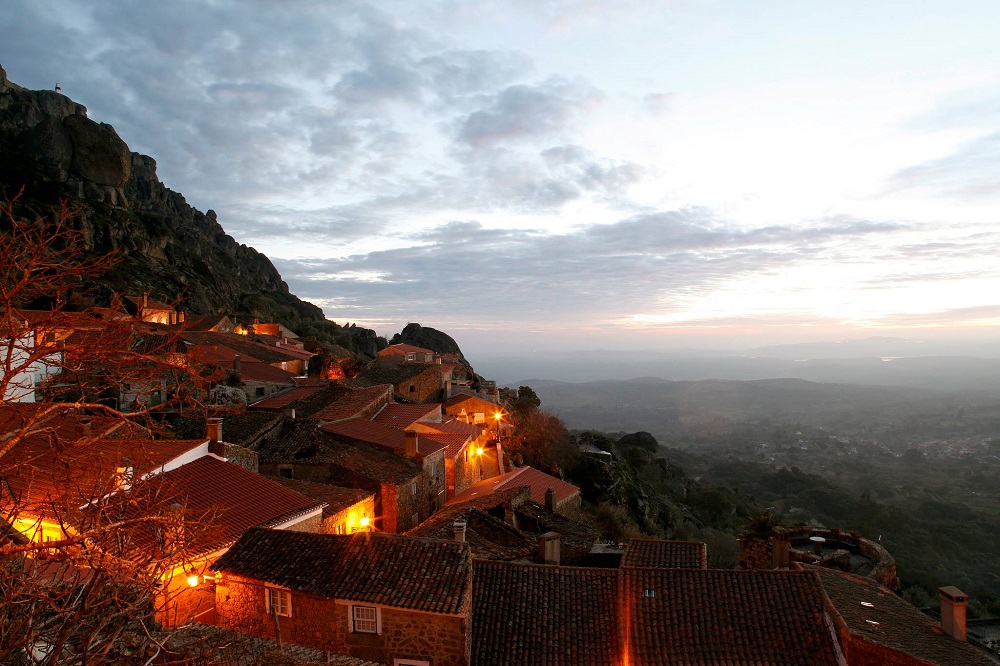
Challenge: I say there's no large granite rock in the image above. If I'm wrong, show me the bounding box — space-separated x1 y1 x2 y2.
64 115 130 187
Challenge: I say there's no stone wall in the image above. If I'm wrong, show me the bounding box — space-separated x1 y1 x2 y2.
215 574 470 665
400 366 445 404
738 536 772 570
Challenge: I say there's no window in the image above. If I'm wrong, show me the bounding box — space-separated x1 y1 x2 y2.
411 480 418 496
409 385 416 393
643 589 656 598
406 353 415 361
278 465 293 479
352 605 379 634
266 587 292 617
256 386 265 397
473 412 485 424
334 523 345 535
394 660 430 666
411 512 419 529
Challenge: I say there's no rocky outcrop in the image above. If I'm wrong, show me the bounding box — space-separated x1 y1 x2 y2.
0 64 379 356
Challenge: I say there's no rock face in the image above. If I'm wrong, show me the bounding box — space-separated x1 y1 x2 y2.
0 64 379 356
391 323 465 358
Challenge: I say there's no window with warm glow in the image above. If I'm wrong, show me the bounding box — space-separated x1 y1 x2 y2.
266 587 292 617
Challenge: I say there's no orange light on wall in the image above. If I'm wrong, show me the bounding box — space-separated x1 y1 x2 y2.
186 574 199 588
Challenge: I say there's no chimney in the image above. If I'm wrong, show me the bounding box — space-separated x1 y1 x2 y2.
405 430 419 458
284 407 296 420
453 520 467 542
939 586 968 641
207 417 223 444
232 354 241 373
544 487 556 513
771 527 790 569
539 532 561 565
77 417 93 439
504 508 517 528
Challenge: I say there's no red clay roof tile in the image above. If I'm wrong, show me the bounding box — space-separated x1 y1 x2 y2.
212 527 471 614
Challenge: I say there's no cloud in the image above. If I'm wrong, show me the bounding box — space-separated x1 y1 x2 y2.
457 78 602 147
887 132 1000 200
273 208 909 332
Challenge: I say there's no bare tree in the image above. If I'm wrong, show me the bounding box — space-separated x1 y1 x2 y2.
0 193 237 664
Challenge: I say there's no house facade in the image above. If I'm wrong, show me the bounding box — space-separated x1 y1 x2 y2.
212 528 472 666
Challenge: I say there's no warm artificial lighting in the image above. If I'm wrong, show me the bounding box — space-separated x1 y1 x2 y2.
494 412 502 421
477 447 485 456
359 516 370 528
186 574 199 588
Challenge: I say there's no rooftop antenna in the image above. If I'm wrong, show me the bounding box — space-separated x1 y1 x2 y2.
54 82 61 93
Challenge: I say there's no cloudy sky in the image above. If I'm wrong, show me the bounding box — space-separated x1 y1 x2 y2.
5 1 1000 354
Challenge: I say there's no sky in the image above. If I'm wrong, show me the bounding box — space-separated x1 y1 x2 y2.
4 1 1000 356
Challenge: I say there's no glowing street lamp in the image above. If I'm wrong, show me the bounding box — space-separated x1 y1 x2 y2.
186 573 200 588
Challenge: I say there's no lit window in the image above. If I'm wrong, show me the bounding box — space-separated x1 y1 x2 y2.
352 605 379 634
643 589 656 598
334 523 345 535
267 587 292 617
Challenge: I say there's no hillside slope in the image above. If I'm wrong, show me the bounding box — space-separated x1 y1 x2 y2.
0 65 379 355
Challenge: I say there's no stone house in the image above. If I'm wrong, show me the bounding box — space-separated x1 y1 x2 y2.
269 476 376 536
356 361 448 404
254 420 429 533
442 395 501 425
377 343 438 363
212 528 472 666
320 419 448 526
371 404 495 499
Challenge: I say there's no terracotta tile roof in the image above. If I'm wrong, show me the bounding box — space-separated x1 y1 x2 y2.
620 538 707 570
378 344 435 357
172 411 283 447
240 360 298 384
310 385 393 423
249 386 325 411
421 431 471 459
181 331 309 365
814 567 996 666
371 403 441 428
149 456 324 556
266 476 373 520
620 569 841 665
450 466 579 507
212 527 471 615
425 418 484 439
508 501 599 566
441 394 499 411
471 560 621 665
255 420 421 486
181 314 234 332
406 505 536 561
320 419 447 458
355 362 441 388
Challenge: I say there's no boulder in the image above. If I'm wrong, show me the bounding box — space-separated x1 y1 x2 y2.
22 116 73 170
64 115 130 187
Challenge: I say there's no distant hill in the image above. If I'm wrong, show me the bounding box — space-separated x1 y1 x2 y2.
478 349 1000 392
0 65 380 356
525 376 997 437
